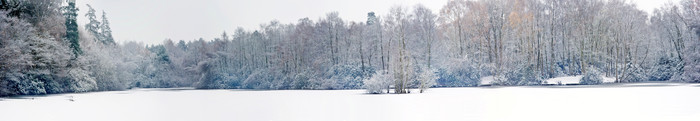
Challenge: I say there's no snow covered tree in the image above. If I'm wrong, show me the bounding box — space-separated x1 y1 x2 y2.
66 57 98 92
100 11 115 45
10 0 700 97
418 68 438 93
84 4 102 43
62 0 81 56
677 0 700 83
651 4 689 79
386 5 414 93
438 0 470 57
681 40 700 83
0 7 93 95
411 4 437 69
363 71 393 94
1 0 186 96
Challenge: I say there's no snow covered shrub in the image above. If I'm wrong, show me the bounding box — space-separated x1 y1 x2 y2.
291 72 313 89
242 69 285 89
681 63 700 83
242 69 265 89
17 75 47 95
307 78 323 90
350 77 366 89
648 56 681 81
320 78 342 90
418 69 438 93
195 60 225 89
323 65 374 89
67 65 98 92
521 67 544 85
550 61 570 77
580 68 603 85
363 71 393 94
623 63 648 82
495 65 543 86
436 58 481 87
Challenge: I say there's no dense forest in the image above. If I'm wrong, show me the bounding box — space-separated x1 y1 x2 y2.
2 0 700 96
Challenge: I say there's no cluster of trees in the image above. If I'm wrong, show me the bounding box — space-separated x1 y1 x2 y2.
165 5 444 93
0 0 179 96
434 0 700 85
2 0 700 96
174 0 700 93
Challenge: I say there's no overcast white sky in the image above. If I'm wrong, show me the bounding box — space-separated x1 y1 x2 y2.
76 0 680 45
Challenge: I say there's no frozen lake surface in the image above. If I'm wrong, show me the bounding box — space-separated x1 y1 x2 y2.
2 83 700 121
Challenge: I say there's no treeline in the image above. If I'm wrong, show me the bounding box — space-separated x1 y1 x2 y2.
2 0 700 96
172 0 700 92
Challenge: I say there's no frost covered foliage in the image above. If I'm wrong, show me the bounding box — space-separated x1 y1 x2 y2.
130 45 181 88
191 51 375 90
436 58 481 87
79 32 145 90
322 65 373 89
66 62 97 92
240 69 284 89
580 68 603 85
623 63 648 83
167 0 700 90
493 64 544 86
0 5 118 95
0 1 182 96
680 36 700 83
8 0 700 97
418 69 438 93
195 60 241 89
0 10 85 95
363 71 393 94
648 56 682 81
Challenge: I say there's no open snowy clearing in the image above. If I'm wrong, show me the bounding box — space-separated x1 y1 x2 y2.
2 84 700 121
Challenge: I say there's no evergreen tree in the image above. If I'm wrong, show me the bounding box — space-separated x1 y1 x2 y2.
62 0 80 56
84 4 101 43
367 12 377 25
100 11 115 45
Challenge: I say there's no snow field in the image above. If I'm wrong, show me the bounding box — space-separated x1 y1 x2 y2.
1 85 699 121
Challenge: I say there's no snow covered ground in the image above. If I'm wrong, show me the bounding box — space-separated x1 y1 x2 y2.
480 76 494 85
480 75 615 85
2 84 700 121
544 75 617 84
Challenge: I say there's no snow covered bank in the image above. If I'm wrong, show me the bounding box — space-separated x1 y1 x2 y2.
478 75 616 85
544 75 617 85
480 76 494 85
2 85 699 121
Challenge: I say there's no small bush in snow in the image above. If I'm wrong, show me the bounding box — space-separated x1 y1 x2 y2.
580 68 603 85
624 63 648 83
418 69 438 93
363 71 393 94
